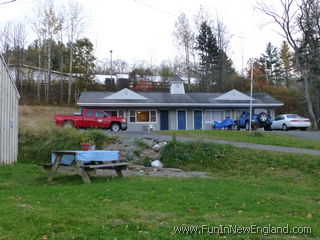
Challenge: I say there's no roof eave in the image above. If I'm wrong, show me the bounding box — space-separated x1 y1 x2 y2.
77 102 284 107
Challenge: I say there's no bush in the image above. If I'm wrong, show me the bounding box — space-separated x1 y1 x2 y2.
18 126 112 163
160 139 235 172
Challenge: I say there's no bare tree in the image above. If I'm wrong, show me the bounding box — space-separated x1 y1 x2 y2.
0 22 13 62
215 17 232 91
31 0 62 103
65 0 86 105
257 0 318 129
173 12 195 90
0 21 26 90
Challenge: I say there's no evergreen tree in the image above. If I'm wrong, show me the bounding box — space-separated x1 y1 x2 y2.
258 42 282 86
195 21 219 92
279 40 294 88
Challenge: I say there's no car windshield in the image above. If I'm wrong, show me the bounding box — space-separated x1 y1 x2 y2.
286 114 300 118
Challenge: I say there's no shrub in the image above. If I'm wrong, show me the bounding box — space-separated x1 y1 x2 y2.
160 140 235 172
18 126 112 163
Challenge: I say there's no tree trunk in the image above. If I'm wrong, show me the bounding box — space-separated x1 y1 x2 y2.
296 57 318 129
68 43 73 105
46 40 52 103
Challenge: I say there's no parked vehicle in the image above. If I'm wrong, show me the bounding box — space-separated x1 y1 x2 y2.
235 110 272 131
271 114 311 131
213 117 234 130
54 109 127 131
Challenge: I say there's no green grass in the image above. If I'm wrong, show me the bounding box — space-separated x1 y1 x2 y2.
1 139 320 240
158 130 320 150
0 163 319 240
160 138 320 177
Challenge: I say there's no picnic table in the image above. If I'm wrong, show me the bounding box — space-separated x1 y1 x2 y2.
43 150 128 183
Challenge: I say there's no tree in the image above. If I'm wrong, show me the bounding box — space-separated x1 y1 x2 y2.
195 21 219 92
258 42 282 86
0 21 27 91
72 38 95 76
31 0 62 103
158 61 175 82
173 12 194 89
257 0 319 128
279 40 294 88
215 17 234 92
65 0 86 105
246 58 268 89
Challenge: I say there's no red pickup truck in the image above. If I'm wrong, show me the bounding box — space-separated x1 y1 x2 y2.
54 109 127 131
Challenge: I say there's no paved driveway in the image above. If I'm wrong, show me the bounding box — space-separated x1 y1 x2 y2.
107 131 320 156
269 130 320 142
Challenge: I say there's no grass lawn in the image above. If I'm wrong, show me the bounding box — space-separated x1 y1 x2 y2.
1 157 319 239
158 130 320 150
9 105 319 239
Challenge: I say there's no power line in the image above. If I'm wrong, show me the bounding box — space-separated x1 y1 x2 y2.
132 0 177 17
0 0 16 5
0 0 36 9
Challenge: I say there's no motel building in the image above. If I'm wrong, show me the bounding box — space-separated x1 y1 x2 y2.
77 76 283 131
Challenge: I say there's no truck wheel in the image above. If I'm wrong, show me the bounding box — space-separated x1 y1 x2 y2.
63 121 74 128
258 112 268 123
245 121 250 131
111 123 120 131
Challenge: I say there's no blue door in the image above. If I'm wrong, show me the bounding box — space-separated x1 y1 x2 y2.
177 110 186 130
194 110 202 129
160 110 169 130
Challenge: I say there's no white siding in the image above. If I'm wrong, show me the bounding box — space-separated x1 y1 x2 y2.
0 55 19 164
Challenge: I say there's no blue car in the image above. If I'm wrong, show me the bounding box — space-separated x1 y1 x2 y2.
235 110 272 131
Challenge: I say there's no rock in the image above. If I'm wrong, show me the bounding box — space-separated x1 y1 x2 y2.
152 144 162 152
151 160 163 168
139 169 144 173
142 149 161 161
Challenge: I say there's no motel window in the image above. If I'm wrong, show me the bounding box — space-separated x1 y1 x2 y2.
118 110 124 117
225 110 232 118
137 111 149 122
205 111 212 123
130 111 135 122
204 110 224 123
129 110 157 123
105 111 117 117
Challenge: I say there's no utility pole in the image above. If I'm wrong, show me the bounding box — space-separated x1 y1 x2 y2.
110 50 113 84
249 60 253 132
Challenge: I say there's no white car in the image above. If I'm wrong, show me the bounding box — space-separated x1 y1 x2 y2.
271 114 311 131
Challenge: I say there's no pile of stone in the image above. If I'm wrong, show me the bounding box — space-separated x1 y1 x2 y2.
104 137 167 167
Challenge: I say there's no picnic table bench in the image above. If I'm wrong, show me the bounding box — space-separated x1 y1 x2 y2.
42 150 128 183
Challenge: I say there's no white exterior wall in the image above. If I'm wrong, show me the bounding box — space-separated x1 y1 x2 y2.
0 56 19 164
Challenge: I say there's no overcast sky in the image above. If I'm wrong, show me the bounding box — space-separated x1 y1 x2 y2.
0 0 285 73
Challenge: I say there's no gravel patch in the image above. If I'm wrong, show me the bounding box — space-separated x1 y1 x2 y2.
97 164 212 178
